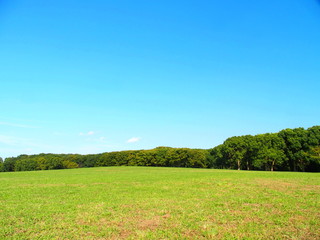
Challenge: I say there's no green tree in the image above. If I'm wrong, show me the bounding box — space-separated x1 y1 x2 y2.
253 134 286 171
154 147 171 166
15 159 38 171
62 160 79 169
306 146 320 172
3 157 17 172
242 135 259 170
0 157 3 172
222 136 250 170
45 156 63 170
81 154 98 167
278 128 309 171
209 145 225 169
34 156 49 170
185 149 208 168
307 126 320 146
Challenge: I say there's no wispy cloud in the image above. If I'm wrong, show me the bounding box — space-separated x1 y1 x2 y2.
79 131 95 136
99 137 106 141
0 135 18 145
52 131 68 136
0 135 56 158
0 135 42 147
127 137 141 143
0 121 39 129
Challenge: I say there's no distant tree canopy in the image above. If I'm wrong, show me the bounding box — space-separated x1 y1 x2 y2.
1 126 320 172
0 157 3 172
0 148 209 172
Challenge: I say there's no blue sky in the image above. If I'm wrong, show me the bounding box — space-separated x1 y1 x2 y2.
0 0 320 158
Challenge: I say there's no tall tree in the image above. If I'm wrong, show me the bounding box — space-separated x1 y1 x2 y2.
3 157 17 172
306 146 320 172
222 136 250 170
278 128 309 171
253 134 286 171
209 145 224 168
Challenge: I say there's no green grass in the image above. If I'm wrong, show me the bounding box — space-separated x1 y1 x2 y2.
0 167 319 239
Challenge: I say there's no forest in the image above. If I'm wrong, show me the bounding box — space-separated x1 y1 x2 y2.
1 126 319 172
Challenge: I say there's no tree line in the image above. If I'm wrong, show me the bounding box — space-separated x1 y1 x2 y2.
0 126 319 172
211 126 320 172
0 147 210 172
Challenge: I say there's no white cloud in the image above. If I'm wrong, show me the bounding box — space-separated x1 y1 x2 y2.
79 131 95 136
127 137 140 143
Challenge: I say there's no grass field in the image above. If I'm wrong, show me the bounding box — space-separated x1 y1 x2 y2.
0 167 319 239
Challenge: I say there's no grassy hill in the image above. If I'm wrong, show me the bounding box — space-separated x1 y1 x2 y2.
0 167 319 239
